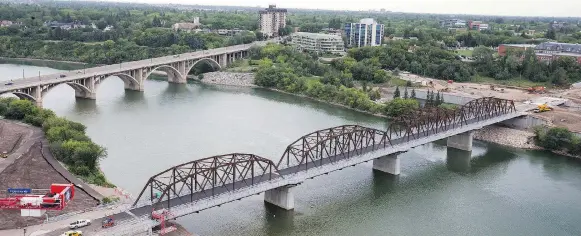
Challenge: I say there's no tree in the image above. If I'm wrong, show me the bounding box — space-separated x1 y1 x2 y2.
383 98 420 117
545 29 557 40
403 87 409 99
393 86 401 99
435 91 441 105
536 127 574 150
410 89 416 99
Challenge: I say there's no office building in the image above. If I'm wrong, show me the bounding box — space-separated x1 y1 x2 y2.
344 18 384 48
259 5 287 37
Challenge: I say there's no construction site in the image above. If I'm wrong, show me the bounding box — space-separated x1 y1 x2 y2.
394 72 581 133
0 120 100 230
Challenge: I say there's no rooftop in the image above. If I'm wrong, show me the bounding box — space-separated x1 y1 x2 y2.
359 18 378 25
536 42 581 53
293 32 342 40
502 44 537 48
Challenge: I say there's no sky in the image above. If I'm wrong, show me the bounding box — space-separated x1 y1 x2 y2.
100 0 581 17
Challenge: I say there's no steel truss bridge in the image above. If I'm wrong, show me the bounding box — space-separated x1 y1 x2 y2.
77 97 520 235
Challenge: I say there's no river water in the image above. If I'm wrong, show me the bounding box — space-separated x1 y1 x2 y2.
2 62 581 236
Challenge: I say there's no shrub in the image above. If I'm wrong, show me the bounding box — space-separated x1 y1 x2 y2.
537 127 573 150
5 99 39 120
383 98 420 117
46 126 91 143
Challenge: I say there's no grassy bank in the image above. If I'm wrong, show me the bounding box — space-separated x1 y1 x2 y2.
0 98 114 187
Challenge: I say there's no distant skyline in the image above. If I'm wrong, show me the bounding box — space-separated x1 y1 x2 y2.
97 0 581 17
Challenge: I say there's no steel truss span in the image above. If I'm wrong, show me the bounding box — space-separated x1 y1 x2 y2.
133 97 516 209
134 153 279 209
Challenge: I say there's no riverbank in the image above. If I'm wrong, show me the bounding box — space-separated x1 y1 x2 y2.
473 125 541 150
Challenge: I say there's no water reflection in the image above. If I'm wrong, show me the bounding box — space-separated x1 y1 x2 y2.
121 90 146 104
446 148 472 173
371 171 399 199
263 203 295 235
72 97 98 114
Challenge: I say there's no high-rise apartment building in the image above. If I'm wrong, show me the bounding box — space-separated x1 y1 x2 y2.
344 18 384 48
259 5 287 37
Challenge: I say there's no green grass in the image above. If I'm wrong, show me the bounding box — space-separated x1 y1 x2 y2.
471 75 549 88
224 59 257 72
455 49 473 57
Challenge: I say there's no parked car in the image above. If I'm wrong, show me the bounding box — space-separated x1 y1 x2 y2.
62 230 82 236
4 81 13 85
69 219 91 229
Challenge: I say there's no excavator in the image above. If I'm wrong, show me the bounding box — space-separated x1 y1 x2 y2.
533 103 552 113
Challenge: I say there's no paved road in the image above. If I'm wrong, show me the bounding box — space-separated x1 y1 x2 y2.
0 40 270 94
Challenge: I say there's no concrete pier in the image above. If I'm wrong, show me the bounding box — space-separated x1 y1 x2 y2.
447 131 473 151
264 186 294 210
372 154 400 175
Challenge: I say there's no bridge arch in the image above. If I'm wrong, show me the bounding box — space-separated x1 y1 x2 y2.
134 153 279 209
144 65 184 83
65 82 93 98
10 92 38 103
186 58 222 75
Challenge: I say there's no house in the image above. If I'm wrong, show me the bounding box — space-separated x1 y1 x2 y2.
172 17 201 33
0 20 13 27
45 21 86 30
440 19 466 28
172 23 200 32
498 44 537 56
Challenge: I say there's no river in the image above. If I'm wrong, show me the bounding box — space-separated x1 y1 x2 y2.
2 61 581 236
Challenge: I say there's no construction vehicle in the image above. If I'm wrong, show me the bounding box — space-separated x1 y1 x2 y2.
1 151 7 158
528 86 546 94
534 103 552 113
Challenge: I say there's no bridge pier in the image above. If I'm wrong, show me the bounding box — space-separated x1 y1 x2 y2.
264 185 294 210
446 131 473 151
372 153 401 175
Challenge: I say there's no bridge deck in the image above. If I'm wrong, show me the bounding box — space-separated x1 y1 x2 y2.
0 41 268 94
88 112 525 235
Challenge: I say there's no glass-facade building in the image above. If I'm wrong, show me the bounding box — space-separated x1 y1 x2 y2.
345 18 384 48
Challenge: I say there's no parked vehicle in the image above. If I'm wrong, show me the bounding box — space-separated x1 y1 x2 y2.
69 219 91 229
1 151 7 158
101 217 115 228
62 230 82 236
4 80 13 85
60 74 67 78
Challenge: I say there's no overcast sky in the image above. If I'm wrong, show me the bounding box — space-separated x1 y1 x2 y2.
100 0 581 17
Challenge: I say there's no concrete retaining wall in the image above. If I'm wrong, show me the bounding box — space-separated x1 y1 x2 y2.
500 115 548 130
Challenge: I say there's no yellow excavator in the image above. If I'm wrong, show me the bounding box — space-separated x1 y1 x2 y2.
533 103 552 113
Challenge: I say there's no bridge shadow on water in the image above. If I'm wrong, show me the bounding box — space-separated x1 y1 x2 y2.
254 143 522 235
262 202 296 235
72 97 98 114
